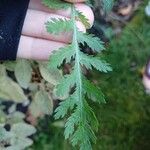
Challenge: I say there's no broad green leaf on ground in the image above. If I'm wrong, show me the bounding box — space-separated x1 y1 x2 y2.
28 83 38 92
0 123 35 150
0 127 13 142
0 110 7 123
11 123 36 138
0 76 27 102
14 59 32 89
7 112 25 124
29 90 53 117
8 138 33 150
39 62 62 85
0 65 7 76
3 61 16 72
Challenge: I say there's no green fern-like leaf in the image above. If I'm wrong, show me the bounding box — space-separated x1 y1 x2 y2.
43 1 112 149
48 44 75 69
55 71 76 97
64 106 80 139
83 78 106 103
78 32 105 52
76 11 91 29
80 52 112 73
46 18 72 35
54 93 77 119
71 124 96 149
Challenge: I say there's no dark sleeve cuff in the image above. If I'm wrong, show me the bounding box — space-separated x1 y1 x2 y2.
0 0 30 60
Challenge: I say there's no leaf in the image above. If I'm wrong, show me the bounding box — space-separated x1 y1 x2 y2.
53 88 69 100
54 93 77 119
80 52 112 73
0 110 7 123
45 4 111 150
52 121 65 128
71 124 96 149
46 18 72 35
83 78 106 103
14 59 32 89
3 61 16 72
84 101 99 131
64 107 80 139
78 32 105 52
28 83 38 92
30 90 53 117
48 44 75 70
7 112 25 124
39 62 62 85
8 138 33 150
0 76 27 102
76 11 91 29
42 0 71 10
0 127 13 142
0 64 7 76
55 70 76 98
11 123 36 137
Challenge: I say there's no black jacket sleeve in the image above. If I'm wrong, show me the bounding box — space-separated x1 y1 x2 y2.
0 0 30 60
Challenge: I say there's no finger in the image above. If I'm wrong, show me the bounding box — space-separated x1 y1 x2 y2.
29 0 94 27
17 35 66 60
22 9 86 43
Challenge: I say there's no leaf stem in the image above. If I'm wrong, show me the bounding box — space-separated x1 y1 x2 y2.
71 6 87 127
72 6 82 104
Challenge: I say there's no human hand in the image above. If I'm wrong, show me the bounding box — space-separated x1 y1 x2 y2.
17 0 94 60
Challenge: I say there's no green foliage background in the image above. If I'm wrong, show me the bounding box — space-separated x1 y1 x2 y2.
30 1 150 150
